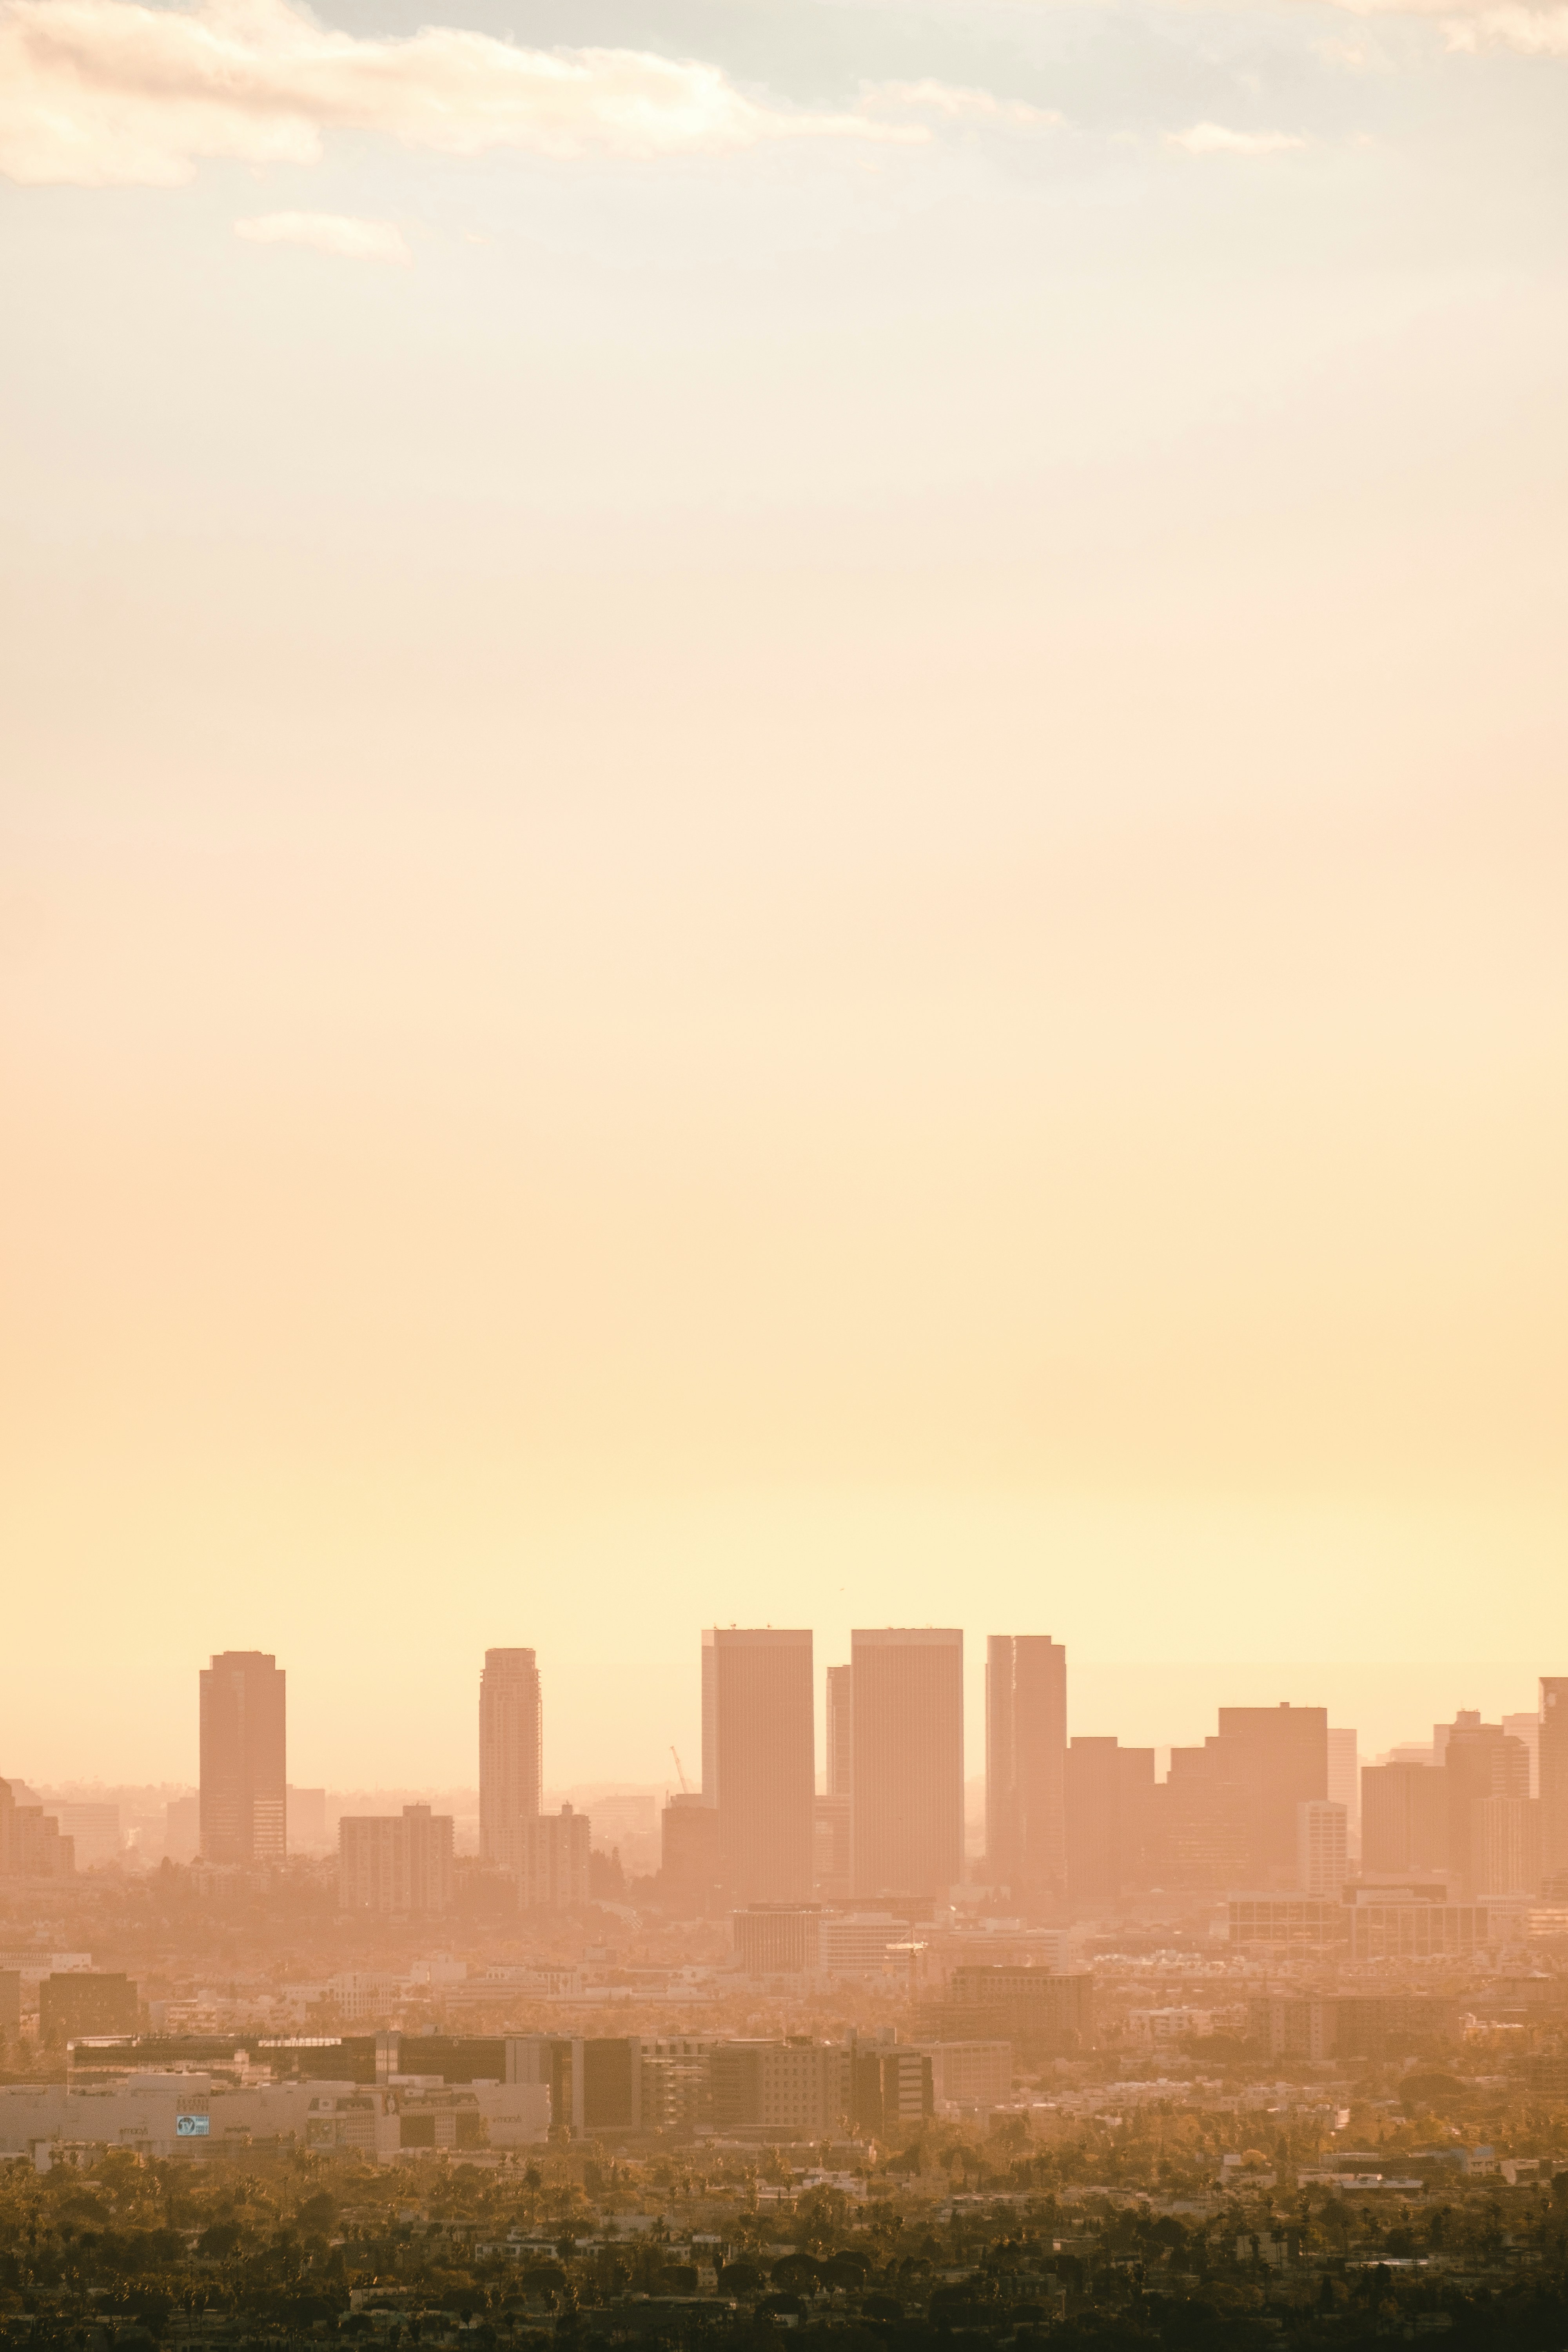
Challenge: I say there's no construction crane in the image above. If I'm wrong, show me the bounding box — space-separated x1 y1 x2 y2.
670 1746 691 1795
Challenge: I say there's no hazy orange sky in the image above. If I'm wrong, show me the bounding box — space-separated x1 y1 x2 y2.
2 0 1565 1789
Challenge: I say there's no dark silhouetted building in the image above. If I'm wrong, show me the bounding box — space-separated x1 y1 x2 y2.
40 1971 138 2046
519 1803 591 1911
1362 1760 1448 1875
987 1635 1067 1903
852 1628 963 1899
339 1804 454 1914
705 1628 814 1903
479 1648 542 1870
199 1650 286 1864
508 2034 642 2137
849 2039 933 2134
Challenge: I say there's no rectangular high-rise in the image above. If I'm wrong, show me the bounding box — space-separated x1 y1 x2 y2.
1542 1679 1568 1893
199 1651 286 1864
1214 1704 1328 1884
479 1648 542 1871
1064 1736 1155 1905
1297 1800 1348 1897
1361 1760 1448 1875
339 1805 454 1914
1442 1715 1530 1901
826 1664 854 1800
851 1628 963 1899
986 1635 1067 1902
706 1628 814 1902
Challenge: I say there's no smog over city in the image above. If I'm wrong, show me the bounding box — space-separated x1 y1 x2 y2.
3 0 1568 2325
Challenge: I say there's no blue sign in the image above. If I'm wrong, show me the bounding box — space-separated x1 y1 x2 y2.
175 2114 210 2137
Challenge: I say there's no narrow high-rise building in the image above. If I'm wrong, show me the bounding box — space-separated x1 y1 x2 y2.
1543 1679 1568 1893
1064 1736 1156 1906
1442 1715 1530 1902
986 1635 1067 1902
199 1651 286 1865
826 1665 854 1800
851 1628 963 1899
479 1648 543 1871
1214 1705 1328 1885
1327 1729 1360 1852
1297 1799 1348 1897
706 1628 814 1902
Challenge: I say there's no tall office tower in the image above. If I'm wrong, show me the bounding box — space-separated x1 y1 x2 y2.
479 1648 542 1870
1214 1705 1328 1884
1543 1679 1568 1892
1502 1711 1541 1797
826 1665 855 1799
1474 1797 1542 1899
1153 1747 1250 1888
1065 1737 1157 1904
706 1628 815 1902
814 1661 854 1898
1361 1760 1448 1875
199 1651 286 1864
852 1628 964 1899
1297 1799 1348 1897
986 1635 1067 1902
1327 1729 1360 1852
1443 1715 1530 1901
662 1794 722 1913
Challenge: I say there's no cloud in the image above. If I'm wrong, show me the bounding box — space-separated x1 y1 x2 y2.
235 210 409 259
1169 121 1307 155
1443 3 1568 45
0 0 921 187
867 79 1065 130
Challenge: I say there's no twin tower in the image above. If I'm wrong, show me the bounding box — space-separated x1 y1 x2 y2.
688 1628 1065 1906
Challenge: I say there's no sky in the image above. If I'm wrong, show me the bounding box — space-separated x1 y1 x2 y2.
2 0 1566 1791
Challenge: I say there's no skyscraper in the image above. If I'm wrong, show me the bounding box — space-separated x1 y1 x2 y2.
1296 1799 1348 1897
706 1628 815 1902
199 1650 286 1864
1214 1705 1328 1884
826 1664 854 1800
1442 1714 1530 1902
1541 1679 1568 1894
986 1635 1067 1902
1064 1735 1156 1906
479 1647 543 1871
1327 1728 1360 1851
1361 1760 1448 1875
815 1662 855 1899
851 1628 963 1899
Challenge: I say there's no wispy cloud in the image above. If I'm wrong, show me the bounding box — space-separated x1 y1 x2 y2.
1443 2 1568 46
235 211 409 260
0 0 921 187
867 79 1065 130
1169 121 1307 155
